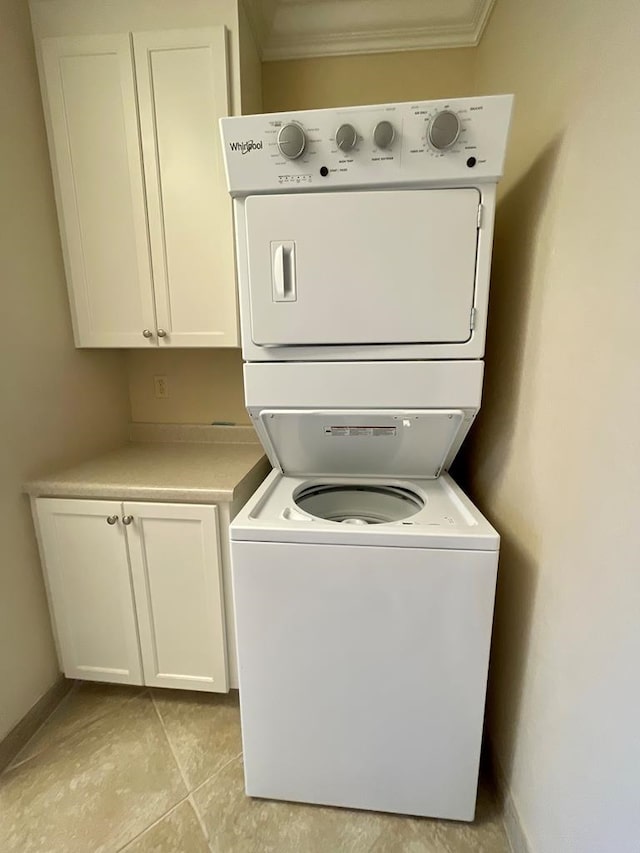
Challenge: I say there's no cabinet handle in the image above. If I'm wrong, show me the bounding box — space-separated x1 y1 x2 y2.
157 328 167 338
122 515 133 525
106 515 118 525
142 329 154 338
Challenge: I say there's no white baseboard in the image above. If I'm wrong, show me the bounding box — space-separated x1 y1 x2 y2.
0 676 71 773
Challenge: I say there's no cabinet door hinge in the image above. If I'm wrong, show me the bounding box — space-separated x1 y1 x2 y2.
477 204 484 229
470 307 477 330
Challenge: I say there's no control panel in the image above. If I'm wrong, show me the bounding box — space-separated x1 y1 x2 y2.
220 95 513 196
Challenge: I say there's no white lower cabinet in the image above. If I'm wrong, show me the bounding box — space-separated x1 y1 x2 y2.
35 499 143 685
125 502 227 691
35 498 228 692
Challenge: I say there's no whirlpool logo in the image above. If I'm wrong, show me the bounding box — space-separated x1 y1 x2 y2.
229 139 263 155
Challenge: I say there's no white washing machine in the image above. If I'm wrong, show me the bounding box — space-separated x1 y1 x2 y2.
220 95 513 821
231 363 498 821
231 473 497 821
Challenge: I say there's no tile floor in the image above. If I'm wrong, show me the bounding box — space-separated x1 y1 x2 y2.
0 683 510 853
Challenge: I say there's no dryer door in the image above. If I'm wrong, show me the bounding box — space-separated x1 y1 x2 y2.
244 188 480 347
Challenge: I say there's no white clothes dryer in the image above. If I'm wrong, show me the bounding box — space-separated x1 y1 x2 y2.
221 94 514 364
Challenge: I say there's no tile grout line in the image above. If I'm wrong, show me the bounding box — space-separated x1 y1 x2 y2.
149 691 213 847
187 750 244 853
116 790 193 852
187 791 215 853
190 749 244 799
149 691 192 793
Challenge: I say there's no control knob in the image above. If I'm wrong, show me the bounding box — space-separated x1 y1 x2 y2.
335 123 358 152
428 110 461 150
277 122 307 160
373 120 395 150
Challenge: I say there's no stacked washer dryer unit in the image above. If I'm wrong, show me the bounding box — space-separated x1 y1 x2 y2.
220 95 513 822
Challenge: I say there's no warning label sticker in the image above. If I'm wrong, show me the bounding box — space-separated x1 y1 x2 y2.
325 426 397 437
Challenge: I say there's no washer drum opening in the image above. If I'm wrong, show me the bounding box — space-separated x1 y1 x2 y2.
293 483 424 525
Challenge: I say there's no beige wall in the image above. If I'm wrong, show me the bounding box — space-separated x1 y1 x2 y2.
464 1 640 851
238 0 263 115
127 350 249 425
262 47 476 111
0 0 130 740
126 46 476 425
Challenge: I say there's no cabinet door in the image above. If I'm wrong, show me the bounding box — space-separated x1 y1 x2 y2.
134 28 238 347
35 499 143 684
40 35 157 348
125 502 228 692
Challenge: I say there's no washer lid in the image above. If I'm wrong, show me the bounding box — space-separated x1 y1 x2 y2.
253 408 472 478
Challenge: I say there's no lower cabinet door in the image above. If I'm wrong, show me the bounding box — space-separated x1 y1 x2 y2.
35 498 143 685
124 502 228 692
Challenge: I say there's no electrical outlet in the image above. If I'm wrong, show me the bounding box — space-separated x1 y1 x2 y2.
153 375 169 399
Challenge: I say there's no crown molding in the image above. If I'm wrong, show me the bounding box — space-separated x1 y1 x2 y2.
243 0 495 62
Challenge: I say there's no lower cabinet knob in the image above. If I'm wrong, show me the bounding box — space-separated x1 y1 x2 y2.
122 515 133 525
142 329 153 339
157 329 167 338
106 515 118 525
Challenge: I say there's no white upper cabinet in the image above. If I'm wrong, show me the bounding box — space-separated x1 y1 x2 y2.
41 35 157 347
39 27 238 348
134 30 237 347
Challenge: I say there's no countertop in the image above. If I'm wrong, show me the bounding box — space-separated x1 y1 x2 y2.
24 425 270 504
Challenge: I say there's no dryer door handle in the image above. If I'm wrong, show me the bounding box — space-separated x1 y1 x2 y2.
271 242 297 302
